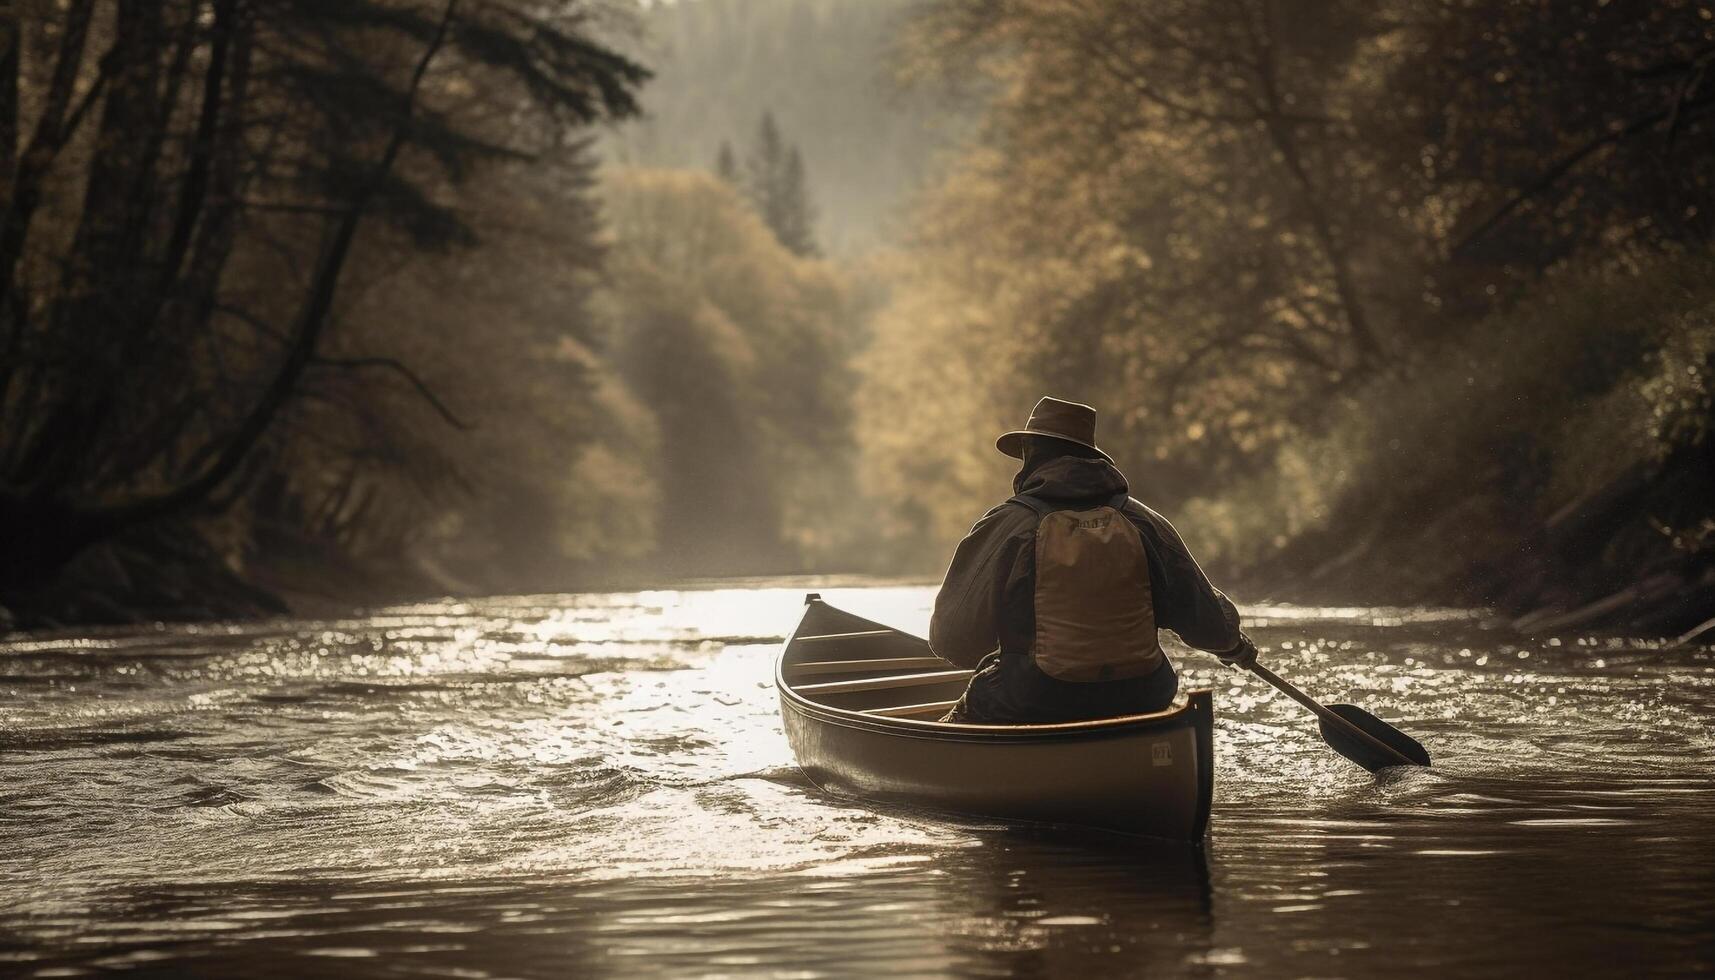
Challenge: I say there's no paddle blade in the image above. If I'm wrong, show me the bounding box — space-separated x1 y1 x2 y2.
1318 704 1432 772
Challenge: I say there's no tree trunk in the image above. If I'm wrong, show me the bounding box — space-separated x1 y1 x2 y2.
12 2 174 488
1262 113 1384 369
1252 0 1384 370
0 0 95 419
0 0 96 318
97 4 252 489
80 0 461 542
0 2 18 200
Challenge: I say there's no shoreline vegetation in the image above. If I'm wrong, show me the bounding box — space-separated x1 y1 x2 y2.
3 0 1712 642
1202 253 1715 640
9 252 1708 638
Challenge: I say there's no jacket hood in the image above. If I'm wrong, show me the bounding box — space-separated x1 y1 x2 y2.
1012 455 1130 503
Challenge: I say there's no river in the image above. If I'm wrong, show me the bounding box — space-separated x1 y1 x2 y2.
2 580 1712 977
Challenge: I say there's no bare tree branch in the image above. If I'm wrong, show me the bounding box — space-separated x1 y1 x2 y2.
1451 98 1712 256
90 0 464 536
309 355 470 429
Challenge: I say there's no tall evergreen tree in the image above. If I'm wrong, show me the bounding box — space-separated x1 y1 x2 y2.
741 111 818 256
714 140 739 185
778 147 819 257
609 0 952 252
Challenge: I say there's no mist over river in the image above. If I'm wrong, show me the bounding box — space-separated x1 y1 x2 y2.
3 581 1712 977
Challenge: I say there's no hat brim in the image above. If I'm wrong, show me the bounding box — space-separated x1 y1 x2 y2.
996 430 1113 464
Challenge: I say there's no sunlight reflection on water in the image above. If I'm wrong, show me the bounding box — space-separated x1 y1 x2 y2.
2 579 1713 977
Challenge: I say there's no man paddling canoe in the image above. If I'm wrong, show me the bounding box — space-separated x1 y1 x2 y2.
931 396 1260 724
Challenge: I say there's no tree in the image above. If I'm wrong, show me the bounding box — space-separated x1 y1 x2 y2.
861 0 1715 579
0 0 648 601
863 0 1407 528
602 168 856 574
741 110 819 256
609 0 954 252
0 6 16 201
269 138 659 595
1374 0 1715 316
714 139 738 184
778 145 818 257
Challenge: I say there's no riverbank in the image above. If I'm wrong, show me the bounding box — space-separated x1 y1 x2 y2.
1194 253 1715 640
7 256 1713 638
0 523 840 633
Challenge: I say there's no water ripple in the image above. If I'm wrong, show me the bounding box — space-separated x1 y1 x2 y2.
2 581 1712 977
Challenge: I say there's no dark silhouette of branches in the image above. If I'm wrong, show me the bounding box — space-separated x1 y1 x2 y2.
310 355 470 429
97 0 463 535
1453 93 1715 257
0 0 647 596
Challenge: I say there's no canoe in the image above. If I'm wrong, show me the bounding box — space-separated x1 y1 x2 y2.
775 593 1215 842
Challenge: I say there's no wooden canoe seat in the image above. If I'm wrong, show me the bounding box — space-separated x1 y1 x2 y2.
785 656 950 678
792 669 974 696
863 699 960 719
792 630 895 643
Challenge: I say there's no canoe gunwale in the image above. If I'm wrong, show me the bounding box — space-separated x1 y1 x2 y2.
779 684 1210 744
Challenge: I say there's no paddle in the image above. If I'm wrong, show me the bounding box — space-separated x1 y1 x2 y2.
1245 661 1431 772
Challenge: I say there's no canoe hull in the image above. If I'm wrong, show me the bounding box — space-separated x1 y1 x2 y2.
781 690 1212 840
776 595 1214 842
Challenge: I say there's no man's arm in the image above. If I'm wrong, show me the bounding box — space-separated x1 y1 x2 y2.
929 504 1032 668
1130 503 1245 656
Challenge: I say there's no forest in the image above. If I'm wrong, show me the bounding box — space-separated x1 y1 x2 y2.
1 0 1711 638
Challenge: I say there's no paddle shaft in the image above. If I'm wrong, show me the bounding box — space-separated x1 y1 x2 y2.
1246 661 1419 768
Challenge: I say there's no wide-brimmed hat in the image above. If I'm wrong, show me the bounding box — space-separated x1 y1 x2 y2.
996 396 1113 463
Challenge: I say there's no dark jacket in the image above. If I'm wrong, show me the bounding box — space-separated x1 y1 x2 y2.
929 455 1242 722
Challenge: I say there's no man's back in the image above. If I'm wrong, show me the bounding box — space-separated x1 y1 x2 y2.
928 397 1253 725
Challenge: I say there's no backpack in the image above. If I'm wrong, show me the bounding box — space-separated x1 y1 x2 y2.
1008 493 1166 682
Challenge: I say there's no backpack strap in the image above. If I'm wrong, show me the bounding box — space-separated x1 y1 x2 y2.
1006 493 1055 518
1010 493 1133 517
